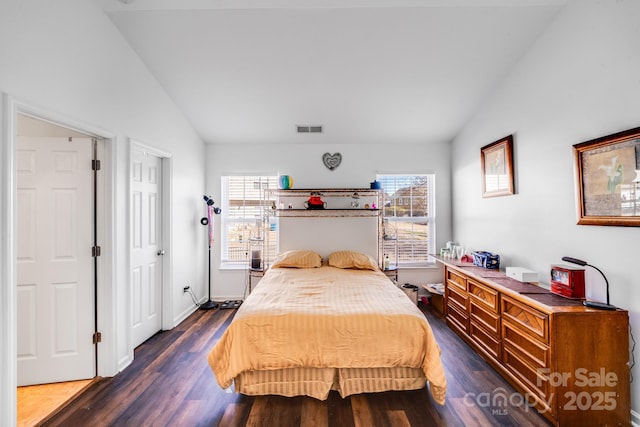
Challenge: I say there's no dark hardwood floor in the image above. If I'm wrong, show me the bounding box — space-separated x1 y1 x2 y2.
43 303 552 427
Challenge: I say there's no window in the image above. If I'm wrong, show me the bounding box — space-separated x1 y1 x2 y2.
221 175 278 268
377 174 435 267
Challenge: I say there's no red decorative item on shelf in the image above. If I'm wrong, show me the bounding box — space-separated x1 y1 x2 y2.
304 192 327 209
550 264 585 299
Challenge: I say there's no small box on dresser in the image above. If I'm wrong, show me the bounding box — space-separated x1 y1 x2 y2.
505 267 538 283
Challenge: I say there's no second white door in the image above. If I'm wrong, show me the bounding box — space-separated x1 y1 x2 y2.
131 147 163 348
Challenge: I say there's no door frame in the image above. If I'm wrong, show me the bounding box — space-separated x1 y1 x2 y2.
1 94 116 426
129 140 173 339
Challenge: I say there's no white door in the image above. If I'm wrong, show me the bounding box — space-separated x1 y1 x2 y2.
16 136 96 386
131 147 163 347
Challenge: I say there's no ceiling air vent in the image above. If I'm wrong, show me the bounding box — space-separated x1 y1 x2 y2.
296 125 323 133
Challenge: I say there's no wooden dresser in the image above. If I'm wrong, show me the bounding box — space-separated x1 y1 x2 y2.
436 257 630 426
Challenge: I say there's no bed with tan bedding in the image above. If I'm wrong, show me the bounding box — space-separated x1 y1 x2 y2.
207 250 447 405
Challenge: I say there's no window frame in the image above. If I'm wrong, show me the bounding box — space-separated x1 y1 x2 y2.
377 173 436 268
220 174 278 270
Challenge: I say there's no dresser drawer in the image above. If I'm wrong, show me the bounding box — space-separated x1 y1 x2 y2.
470 299 500 335
470 320 500 360
446 284 468 313
446 302 469 334
501 295 548 344
468 279 498 313
446 268 467 292
502 341 552 409
502 321 549 370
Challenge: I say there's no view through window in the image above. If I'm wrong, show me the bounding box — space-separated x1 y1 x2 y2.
377 174 435 267
221 175 278 268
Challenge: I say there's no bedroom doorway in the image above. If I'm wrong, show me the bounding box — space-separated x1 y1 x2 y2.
2 99 116 427
16 114 99 386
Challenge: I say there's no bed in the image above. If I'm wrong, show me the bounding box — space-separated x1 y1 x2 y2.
207 249 447 405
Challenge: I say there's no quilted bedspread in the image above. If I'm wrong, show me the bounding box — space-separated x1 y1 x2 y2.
207 266 447 405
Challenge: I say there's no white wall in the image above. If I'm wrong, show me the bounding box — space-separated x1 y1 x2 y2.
206 142 452 299
451 0 640 416
0 1 205 424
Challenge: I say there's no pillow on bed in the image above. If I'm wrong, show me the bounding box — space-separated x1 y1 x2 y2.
271 250 323 268
328 251 379 271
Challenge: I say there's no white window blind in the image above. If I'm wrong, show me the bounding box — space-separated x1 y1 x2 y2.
377 174 435 267
221 175 278 268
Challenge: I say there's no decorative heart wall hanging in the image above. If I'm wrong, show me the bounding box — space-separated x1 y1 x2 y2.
322 152 342 171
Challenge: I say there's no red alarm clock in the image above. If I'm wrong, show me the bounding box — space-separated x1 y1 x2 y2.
550 265 585 299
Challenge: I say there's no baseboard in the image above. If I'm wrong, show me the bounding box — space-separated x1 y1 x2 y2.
632 409 639 427
117 354 133 374
173 302 200 328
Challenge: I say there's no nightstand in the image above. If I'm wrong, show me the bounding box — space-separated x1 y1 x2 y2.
383 267 398 283
248 268 265 293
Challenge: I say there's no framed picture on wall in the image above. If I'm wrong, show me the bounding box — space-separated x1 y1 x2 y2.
481 135 515 198
573 126 640 226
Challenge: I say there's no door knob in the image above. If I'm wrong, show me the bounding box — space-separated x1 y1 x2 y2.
157 250 165 256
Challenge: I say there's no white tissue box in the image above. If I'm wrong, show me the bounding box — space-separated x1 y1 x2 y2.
506 267 538 283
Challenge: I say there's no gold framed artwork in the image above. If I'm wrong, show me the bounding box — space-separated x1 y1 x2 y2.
573 126 640 226
481 135 515 198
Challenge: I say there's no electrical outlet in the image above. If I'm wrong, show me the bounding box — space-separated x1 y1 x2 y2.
183 286 190 292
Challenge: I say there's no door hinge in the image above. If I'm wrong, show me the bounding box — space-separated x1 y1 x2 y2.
93 332 102 344
92 246 101 257
92 159 101 171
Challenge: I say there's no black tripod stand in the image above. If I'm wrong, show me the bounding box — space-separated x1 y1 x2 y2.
200 195 221 310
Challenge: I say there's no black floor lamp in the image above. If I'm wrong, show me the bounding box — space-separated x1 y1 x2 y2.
200 195 221 310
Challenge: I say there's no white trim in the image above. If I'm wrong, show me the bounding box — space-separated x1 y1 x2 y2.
129 140 174 333
1 93 18 427
96 137 118 378
632 409 640 427
162 156 175 329
1 95 118 427
121 137 134 370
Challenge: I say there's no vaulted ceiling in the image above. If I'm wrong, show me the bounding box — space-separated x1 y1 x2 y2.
99 0 567 145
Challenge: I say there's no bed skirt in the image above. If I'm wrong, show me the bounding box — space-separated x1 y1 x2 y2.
234 366 427 400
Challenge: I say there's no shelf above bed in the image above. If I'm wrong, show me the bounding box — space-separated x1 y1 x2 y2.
261 187 386 264
273 208 381 218
266 188 381 197
266 188 383 213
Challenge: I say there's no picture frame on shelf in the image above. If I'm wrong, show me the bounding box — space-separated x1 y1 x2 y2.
573 126 640 226
481 135 515 198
